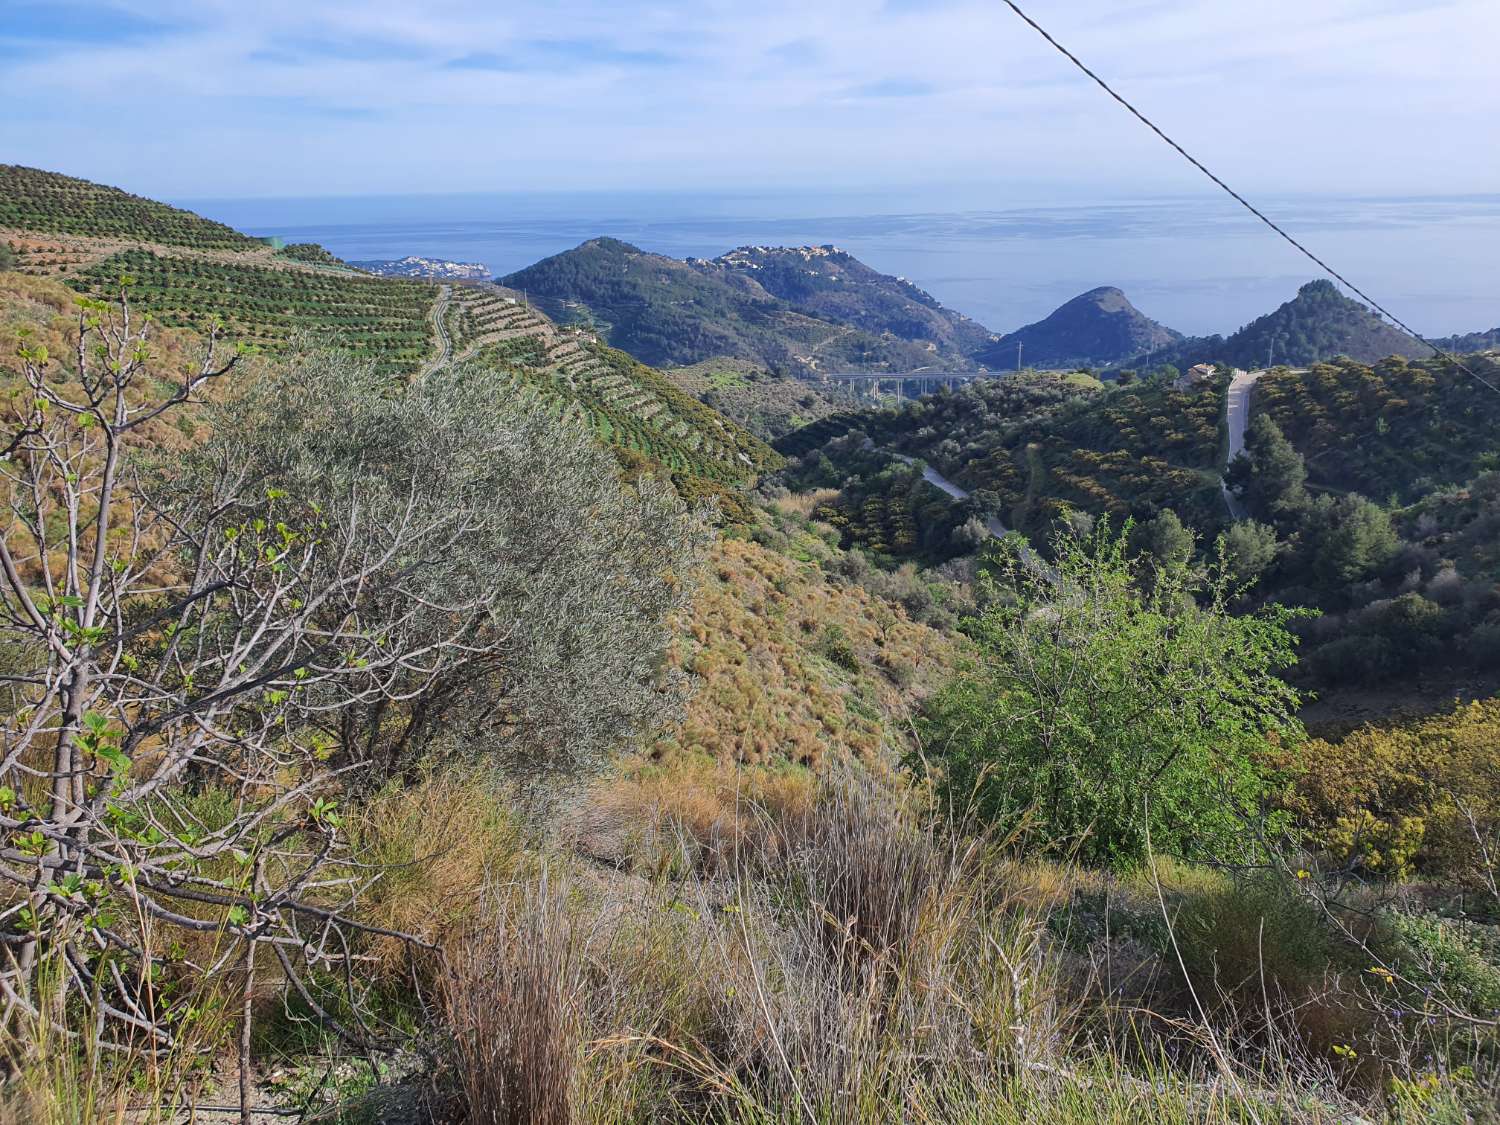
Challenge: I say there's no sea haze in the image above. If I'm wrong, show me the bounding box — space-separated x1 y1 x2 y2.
180 191 1500 339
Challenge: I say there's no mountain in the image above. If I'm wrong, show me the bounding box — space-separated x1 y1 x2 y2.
1434 325 1500 353
499 238 991 376
1130 280 1429 372
703 245 996 359
975 286 1182 370
0 166 774 491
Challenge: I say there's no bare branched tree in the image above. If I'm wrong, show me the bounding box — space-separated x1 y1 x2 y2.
0 284 708 1095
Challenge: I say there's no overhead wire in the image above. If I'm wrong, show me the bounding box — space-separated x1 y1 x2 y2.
996 0 1500 396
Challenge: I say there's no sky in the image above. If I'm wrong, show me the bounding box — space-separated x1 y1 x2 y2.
1 0 1497 201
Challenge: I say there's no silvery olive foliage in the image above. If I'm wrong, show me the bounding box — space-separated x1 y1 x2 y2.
168 346 712 784
0 286 709 1067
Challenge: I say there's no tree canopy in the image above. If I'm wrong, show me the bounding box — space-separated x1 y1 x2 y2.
917 525 1304 868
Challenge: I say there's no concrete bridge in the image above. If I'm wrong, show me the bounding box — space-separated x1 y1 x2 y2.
820 371 995 401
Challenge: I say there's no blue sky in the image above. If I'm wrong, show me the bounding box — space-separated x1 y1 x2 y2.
1 0 1496 199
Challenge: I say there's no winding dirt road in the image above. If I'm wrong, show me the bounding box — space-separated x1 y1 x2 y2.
418 285 454 378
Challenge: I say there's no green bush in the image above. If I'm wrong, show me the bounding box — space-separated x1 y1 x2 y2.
917 524 1305 868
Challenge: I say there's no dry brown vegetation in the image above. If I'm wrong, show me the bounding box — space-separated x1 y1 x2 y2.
658 536 956 768
358 766 1498 1124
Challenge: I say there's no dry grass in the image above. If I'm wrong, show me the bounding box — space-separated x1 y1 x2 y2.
660 537 956 768
18 760 1496 1123
441 876 584 1125
568 752 817 876
345 770 526 978
435 769 1414 1124
772 488 841 519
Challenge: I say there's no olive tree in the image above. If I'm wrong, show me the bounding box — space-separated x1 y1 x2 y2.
0 286 707 1075
169 346 711 783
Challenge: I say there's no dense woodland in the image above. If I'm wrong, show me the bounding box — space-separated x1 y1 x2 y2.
0 170 1498 1124
781 352 1500 701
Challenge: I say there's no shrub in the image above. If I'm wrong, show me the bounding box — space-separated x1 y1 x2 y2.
1381 911 1500 1017
185 347 713 784
818 623 861 673
1290 700 1500 882
918 523 1305 868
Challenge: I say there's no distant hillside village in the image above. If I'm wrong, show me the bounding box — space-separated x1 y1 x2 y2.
352 254 491 280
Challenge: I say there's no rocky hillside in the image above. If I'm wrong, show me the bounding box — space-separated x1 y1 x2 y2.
500 238 989 376
975 286 1182 370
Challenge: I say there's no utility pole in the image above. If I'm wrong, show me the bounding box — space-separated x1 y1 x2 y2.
1017 341 1024 371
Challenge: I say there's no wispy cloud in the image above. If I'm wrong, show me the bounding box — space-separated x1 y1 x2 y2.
253 34 431 63
0 0 1494 198
522 37 682 68
444 52 518 72
845 78 936 99
2 0 175 45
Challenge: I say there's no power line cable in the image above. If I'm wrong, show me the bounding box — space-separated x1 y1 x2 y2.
996 0 1500 396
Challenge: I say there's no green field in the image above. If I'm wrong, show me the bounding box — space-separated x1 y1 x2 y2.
68 248 437 378
0 164 264 250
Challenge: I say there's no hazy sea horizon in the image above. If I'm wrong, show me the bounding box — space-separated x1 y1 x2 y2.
179 190 1500 340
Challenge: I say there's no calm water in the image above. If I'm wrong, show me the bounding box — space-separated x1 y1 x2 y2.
180 191 1500 339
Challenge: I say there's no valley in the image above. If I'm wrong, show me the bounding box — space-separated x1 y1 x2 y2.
2 163 1499 1125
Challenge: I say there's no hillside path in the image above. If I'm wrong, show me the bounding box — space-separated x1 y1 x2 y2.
893 454 1010 539
419 285 454 378
1221 368 1264 520
888 452 1054 578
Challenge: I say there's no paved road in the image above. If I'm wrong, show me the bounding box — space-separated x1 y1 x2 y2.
1221 368 1264 521
888 452 1056 578
895 455 1011 538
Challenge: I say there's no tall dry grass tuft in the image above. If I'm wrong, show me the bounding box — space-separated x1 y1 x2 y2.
441 875 584 1125
655 769 1072 1120
347 770 526 980
777 770 961 975
427 763 1475 1122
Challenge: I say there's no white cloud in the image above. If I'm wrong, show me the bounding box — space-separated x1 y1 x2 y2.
1 0 1495 197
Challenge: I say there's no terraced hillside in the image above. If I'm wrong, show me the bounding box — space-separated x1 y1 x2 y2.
1 164 262 250
1 167 775 491
442 285 778 486
66 249 437 378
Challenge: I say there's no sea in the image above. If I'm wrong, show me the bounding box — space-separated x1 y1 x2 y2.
177 190 1500 340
